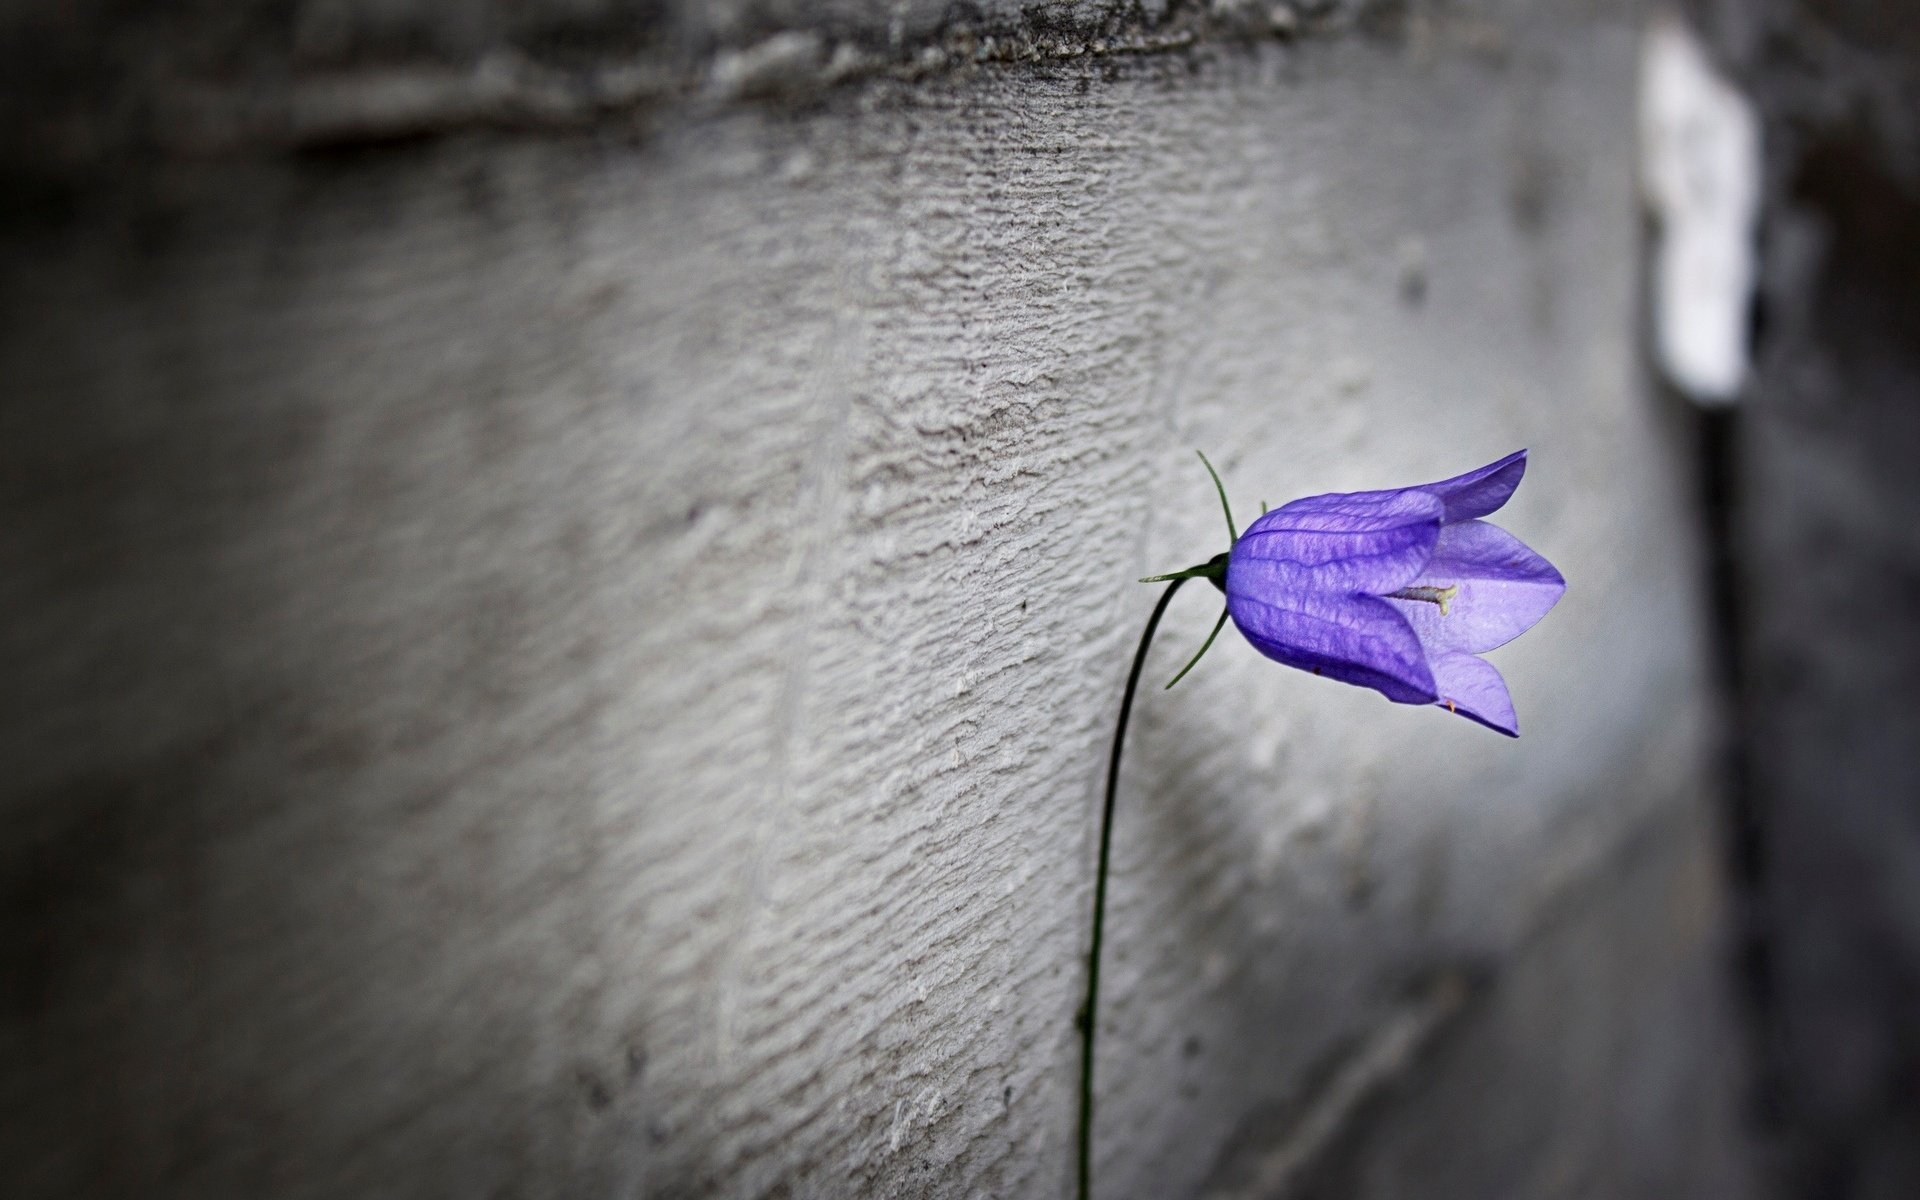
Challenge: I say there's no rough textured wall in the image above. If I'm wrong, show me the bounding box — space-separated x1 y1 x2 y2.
0 0 1367 161
1 2 1754 1198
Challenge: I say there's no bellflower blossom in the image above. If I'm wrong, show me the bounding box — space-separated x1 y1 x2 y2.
1080 453 1560 1200
1222 450 1563 735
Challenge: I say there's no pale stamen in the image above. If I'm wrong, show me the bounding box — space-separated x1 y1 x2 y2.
1388 583 1459 616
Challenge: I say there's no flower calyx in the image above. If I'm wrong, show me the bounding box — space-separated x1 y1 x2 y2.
1139 551 1230 594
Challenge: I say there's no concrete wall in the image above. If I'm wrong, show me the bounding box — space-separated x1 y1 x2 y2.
1 3 1755 1197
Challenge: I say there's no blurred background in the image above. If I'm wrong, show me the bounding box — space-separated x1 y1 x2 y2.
3 2 1917 1197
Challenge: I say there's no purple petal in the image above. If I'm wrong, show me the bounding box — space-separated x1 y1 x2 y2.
1416 449 1529 523
1226 591 1438 704
1430 652 1519 736
1249 485 1445 534
1229 514 1440 598
1386 520 1565 654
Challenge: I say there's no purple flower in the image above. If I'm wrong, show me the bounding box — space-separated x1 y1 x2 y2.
1222 451 1564 736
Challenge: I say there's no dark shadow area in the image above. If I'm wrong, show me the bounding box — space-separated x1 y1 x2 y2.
1702 4 1920 1188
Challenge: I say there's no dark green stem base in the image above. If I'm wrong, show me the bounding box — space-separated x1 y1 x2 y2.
1078 577 1186 1200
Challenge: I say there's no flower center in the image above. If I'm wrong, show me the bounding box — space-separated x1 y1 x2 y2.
1388 583 1459 616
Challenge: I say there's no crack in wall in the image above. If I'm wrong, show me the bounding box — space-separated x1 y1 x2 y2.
1198 969 1476 1200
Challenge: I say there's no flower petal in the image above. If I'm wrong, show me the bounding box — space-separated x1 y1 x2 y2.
1229 512 1440 597
1249 485 1445 534
1429 652 1519 736
1387 519 1565 654
1416 449 1529 522
1226 591 1438 704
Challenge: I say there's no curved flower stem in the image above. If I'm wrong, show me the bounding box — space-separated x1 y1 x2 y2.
1079 576 1186 1200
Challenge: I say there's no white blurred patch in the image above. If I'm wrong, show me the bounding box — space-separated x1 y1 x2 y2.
1640 15 1762 405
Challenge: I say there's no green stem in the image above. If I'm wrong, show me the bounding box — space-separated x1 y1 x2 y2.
1079 577 1186 1200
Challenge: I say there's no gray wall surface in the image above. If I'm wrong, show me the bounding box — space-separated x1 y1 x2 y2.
1 2 1757 1197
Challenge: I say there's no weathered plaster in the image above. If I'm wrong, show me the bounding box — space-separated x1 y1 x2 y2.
1 1 1381 159
1 4 1750 1198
